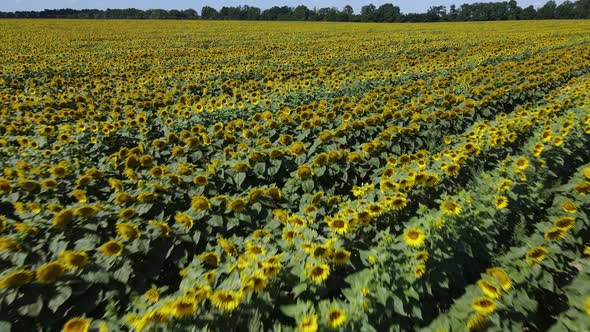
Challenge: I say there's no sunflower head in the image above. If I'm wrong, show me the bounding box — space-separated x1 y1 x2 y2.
63 317 91 332
440 200 461 216
478 279 501 299
403 227 426 247
116 222 141 240
526 246 549 266
59 250 89 269
36 261 66 284
471 297 497 315
326 307 347 328
174 212 194 229
0 269 34 288
210 289 242 311
305 263 330 284
298 314 318 332
100 240 124 257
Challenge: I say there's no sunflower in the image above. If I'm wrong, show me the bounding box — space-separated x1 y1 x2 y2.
305 263 330 284
332 249 351 265
76 175 92 187
478 279 501 299
232 162 250 173
217 237 237 256
367 203 384 217
554 216 575 230
471 297 496 314
486 268 512 291
290 141 306 155
36 261 66 284
229 198 247 212
116 222 141 240
495 196 509 209
266 186 283 200
191 195 210 211
74 205 99 218
209 289 242 311
174 212 194 229
466 313 488 331
440 199 461 216
416 250 429 262
526 246 549 266
148 220 171 237
242 271 267 293
59 250 89 269
544 227 566 240
311 244 332 260
296 164 314 179
100 240 124 257
403 227 426 247
514 157 529 170
0 237 20 252
144 288 160 303
0 269 34 288
310 191 325 205
198 252 220 267
40 178 58 190
415 264 426 278
575 182 590 194
149 166 166 178
298 314 318 332
17 179 39 191
388 196 407 211
326 307 346 329
497 179 512 192
444 163 461 176
184 284 211 302
63 317 90 332
326 217 350 235
245 241 266 258
561 201 577 214
165 297 197 318
282 228 302 243
118 207 135 220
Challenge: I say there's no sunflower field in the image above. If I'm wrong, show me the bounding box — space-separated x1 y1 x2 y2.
1 19 590 332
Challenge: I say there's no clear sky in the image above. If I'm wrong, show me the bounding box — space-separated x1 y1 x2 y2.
1 0 556 14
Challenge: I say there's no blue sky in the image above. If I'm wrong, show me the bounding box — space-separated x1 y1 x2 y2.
1 0 556 14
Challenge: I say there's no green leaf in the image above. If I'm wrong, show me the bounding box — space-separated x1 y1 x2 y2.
48 286 72 312
234 172 246 187
302 179 314 193
292 283 307 298
280 304 299 318
18 295 43 317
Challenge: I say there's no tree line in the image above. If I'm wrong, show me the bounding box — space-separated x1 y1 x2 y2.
1 0 590 21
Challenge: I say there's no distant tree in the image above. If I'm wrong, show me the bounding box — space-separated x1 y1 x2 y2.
201 6 219 19
538 0 557 19
448 4 459 20
261 6 293 20
427 5 447 21
520 5 537 19
360 3 376 21
556 1 576 18
375 3 401 22
576 0 590 18
507 0 522 20
182 9 199 19
342 5 354 21
292 5 311 20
